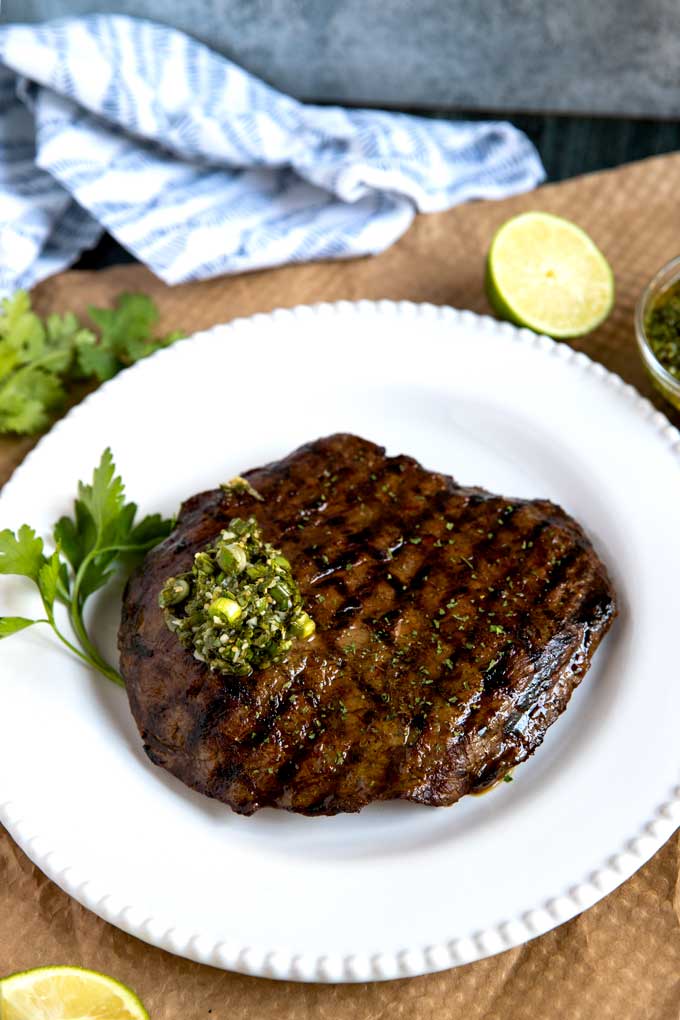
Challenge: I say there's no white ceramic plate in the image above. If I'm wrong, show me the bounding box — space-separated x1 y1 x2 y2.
1 302 679 983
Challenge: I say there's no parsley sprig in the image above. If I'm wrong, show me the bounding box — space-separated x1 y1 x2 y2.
0 449 173 685
0 291 183 435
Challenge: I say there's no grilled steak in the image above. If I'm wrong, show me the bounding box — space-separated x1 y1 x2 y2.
119 434 616 815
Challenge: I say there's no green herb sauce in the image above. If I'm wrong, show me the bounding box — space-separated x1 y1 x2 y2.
645 282 680 379
159 516 315 676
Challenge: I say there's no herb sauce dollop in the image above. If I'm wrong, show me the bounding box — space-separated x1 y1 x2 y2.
159 516 315 676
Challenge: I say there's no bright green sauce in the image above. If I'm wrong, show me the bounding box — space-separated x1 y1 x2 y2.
159 516 315 676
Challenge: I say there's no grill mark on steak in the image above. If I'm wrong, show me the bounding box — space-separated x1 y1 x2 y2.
393 519 553 734
464 547 611 792
119 433 617 815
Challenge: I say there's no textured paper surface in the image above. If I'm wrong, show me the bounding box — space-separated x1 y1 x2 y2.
2 154 680 1019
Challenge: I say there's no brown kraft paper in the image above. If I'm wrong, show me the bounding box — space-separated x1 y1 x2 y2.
1 153 680 1019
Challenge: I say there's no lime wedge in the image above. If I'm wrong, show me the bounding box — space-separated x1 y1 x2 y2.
486 211 614 338
0 966 149 1020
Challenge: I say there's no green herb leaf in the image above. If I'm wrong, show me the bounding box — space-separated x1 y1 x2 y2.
43 311 93 375
83 293 184 379
0 525 45 580
88 293 159 353
0 292 44 369
54 504 92 574
0 449 174 687
77 552 119 604
126 512 174 552
0 290 183 436
0 616 39 638
0 293 95 435
56 451 174 603
0 370 64 434
38 550 63 614
76 447 125 545
75 338 119 382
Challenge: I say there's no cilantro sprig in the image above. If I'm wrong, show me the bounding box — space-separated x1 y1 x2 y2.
0 449 173 685
0 291 183 435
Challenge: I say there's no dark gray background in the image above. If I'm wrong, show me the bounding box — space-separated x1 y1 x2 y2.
5 0 680 117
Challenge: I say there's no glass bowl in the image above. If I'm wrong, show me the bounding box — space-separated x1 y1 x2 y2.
635 255 680 412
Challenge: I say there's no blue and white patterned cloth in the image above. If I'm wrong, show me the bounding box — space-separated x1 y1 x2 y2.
0 15 545 294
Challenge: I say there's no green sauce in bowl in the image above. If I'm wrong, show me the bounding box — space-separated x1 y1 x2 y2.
645 281 680 380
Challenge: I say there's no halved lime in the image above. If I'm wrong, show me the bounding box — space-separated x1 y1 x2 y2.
486 211 614 338
0 966 149 1020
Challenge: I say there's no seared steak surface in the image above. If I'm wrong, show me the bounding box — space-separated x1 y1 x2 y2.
119 434 616 815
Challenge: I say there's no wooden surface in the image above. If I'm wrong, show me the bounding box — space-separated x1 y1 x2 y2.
2 153 680 1019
